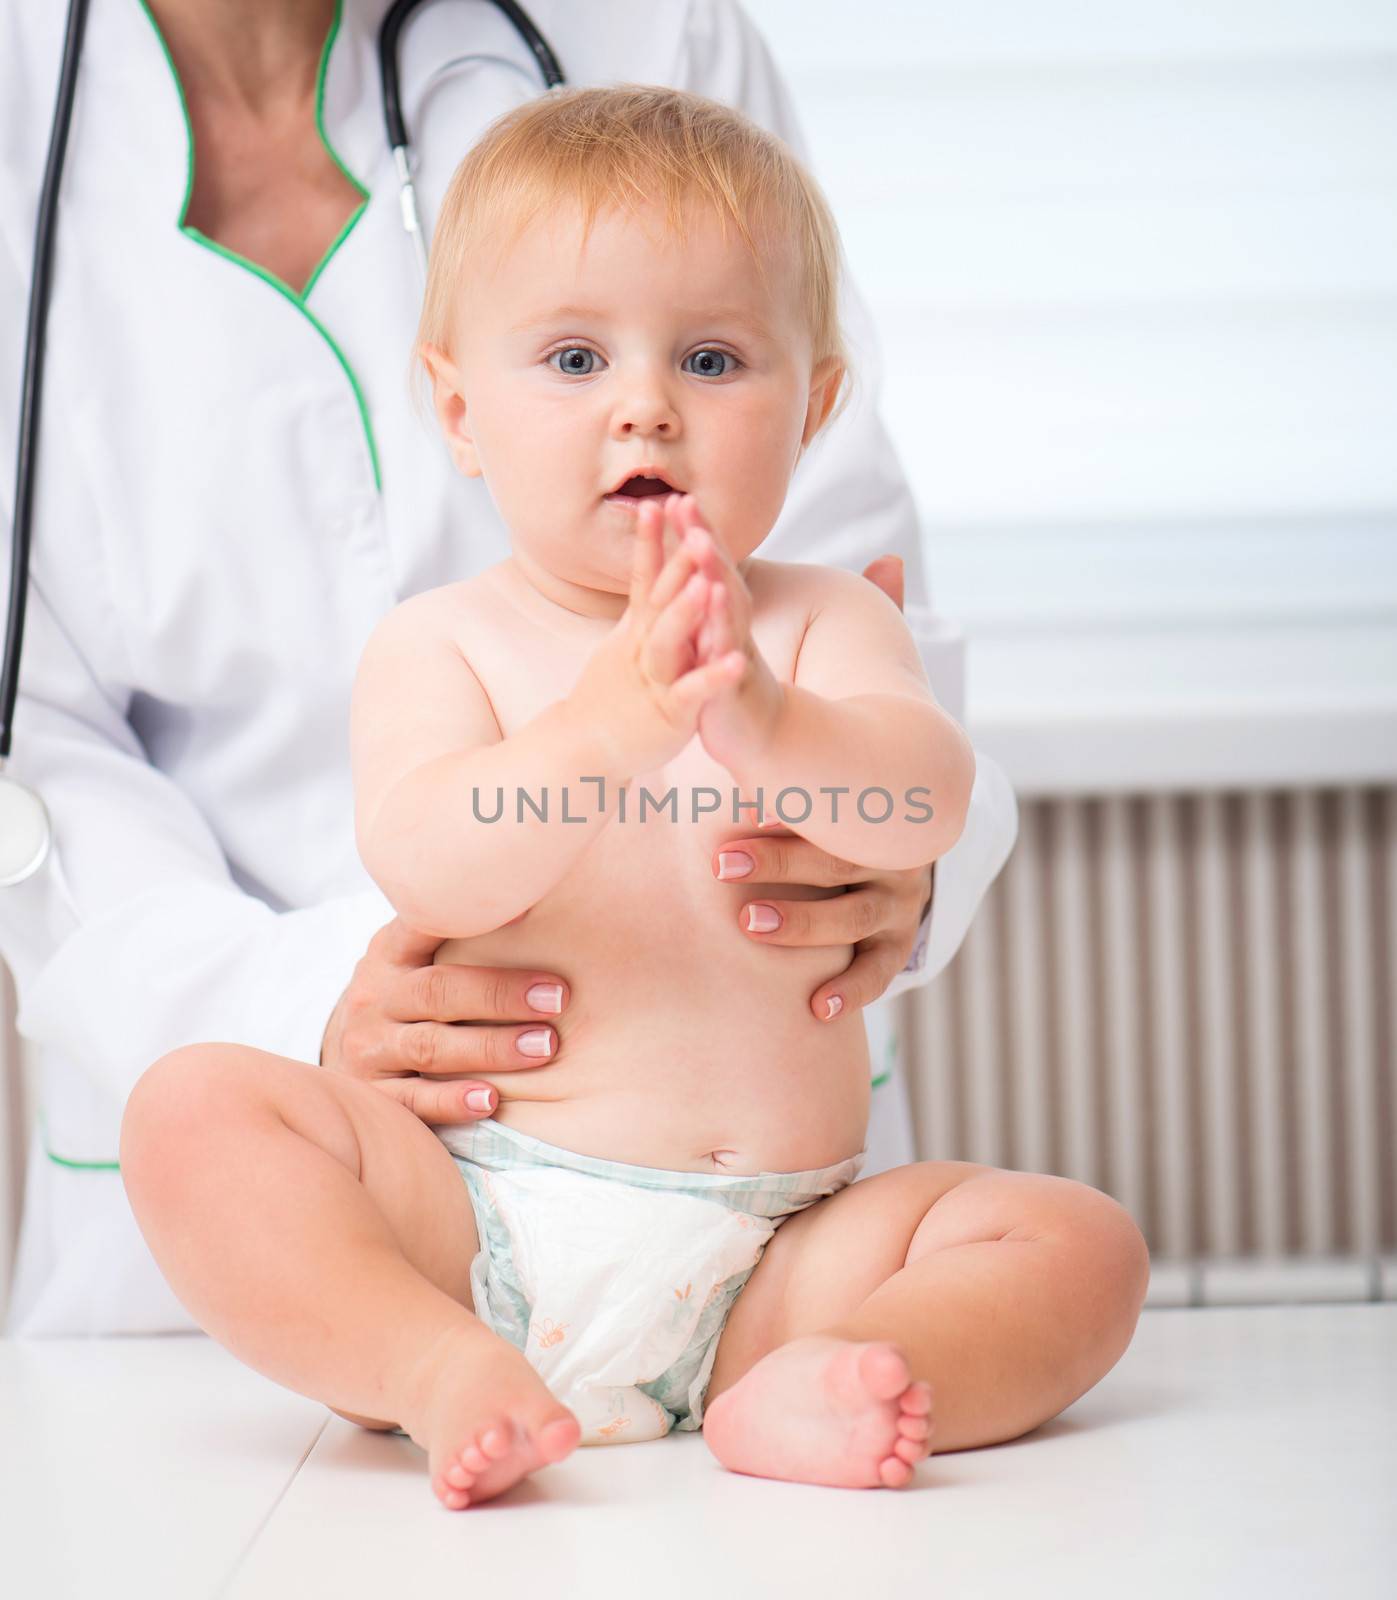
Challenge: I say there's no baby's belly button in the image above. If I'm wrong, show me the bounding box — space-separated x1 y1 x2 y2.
702 1147 743 1169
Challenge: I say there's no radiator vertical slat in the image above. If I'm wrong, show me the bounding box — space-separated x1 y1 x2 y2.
1006 803 1051 1175
1338 789 1380 1257
1196 793 1242 1257
915 932 959 1161
1054 800 1099 1187
963 875 1006 1167
1145 795 1194 1257
1242 791 1287 1255
1384 789 1397 1246
1224 795 1257 1253
1101 798 1148 1231
1292 791 1336 1254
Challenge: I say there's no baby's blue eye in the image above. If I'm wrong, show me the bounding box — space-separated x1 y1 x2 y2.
549 346 602 376
683 348 737 378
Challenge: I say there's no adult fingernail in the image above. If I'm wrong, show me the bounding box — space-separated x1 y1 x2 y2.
717 850 754 880
824 995 844 1020
467 1088 495 1112
526 982 564 1013
517 1028 554 1058
746 904 781 933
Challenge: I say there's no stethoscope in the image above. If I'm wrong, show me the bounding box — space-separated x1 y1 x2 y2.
0 0 565 887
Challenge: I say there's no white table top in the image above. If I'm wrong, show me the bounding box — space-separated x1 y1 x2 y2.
3 1304 1394 1600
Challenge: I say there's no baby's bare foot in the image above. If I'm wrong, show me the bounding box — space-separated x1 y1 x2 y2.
406 1323 582 1510
702 1334 934 1489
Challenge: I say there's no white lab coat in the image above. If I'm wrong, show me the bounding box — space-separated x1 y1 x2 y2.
0 0 1016 1334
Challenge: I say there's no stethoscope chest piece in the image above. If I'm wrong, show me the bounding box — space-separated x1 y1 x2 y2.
0 769 52 886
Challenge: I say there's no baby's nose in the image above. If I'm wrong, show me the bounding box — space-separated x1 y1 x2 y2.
617 410 675 437
612 381 679 438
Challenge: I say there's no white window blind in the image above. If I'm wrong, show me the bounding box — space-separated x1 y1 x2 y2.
744 0 1397 794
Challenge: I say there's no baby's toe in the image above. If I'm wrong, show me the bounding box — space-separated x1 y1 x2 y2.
900 1380 933 1415
538 1415 583 1462
434 1471 472 1507
892 1436 925 1466
897 1414 932 1442
856 1342 912 1402
480 1423 514 1460
879 1454 915 1488
444 1461 477 1490
459 1441 492 1474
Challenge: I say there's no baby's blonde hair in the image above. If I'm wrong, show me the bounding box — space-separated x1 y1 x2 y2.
414 84 853 432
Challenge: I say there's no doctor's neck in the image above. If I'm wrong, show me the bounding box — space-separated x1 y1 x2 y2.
145 0 337 114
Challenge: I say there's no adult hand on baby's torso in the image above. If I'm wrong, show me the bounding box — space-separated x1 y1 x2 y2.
319 917 570 1124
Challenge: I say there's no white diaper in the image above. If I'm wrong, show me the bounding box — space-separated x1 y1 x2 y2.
441 1118 864 1445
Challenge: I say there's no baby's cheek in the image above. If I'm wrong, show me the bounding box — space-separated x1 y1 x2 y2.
720 492 785 564
720 435 804 554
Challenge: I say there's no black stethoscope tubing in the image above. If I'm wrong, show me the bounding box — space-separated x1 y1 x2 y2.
0 0 564 883
379 0 564 154
380 0 565 281
2 0 90 771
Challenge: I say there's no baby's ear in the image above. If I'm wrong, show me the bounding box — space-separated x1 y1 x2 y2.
421 343 482 477
801 356 846 448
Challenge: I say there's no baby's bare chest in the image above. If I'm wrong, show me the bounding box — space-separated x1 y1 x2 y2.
438 573 834 967
457 569 811 735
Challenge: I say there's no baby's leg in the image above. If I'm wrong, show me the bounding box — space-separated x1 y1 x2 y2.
703 1162 1149 1487
120 1045 580 1508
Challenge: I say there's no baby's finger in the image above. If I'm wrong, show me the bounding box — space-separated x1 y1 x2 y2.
678 500 749 629
704 579 737 659
647 532 700 615
678 497 726 576
695 585 718 664
677 492 713 543
669 650 746 716
628 500 664 619
693 579 728 664
663 491 688 562
642 572 709 683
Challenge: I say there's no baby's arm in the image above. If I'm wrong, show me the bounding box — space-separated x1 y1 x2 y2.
709 563 974 871
350 587 622 937
352 524 743 939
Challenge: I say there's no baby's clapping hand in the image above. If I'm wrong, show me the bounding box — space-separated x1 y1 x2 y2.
666 496 784 776
569 495 745 773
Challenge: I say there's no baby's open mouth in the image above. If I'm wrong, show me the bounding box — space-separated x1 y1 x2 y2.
604 474 680 507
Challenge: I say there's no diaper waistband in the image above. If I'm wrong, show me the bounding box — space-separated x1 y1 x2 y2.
441 1117 865 1222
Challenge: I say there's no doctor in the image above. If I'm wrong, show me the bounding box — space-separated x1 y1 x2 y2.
0 0 1016 1336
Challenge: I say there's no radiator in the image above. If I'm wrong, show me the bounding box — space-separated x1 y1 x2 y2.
906 788 1397 1301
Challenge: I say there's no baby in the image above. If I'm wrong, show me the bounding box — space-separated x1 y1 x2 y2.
122 86 1148 1512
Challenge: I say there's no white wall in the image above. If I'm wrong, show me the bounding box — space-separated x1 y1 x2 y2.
744 0 1397 794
